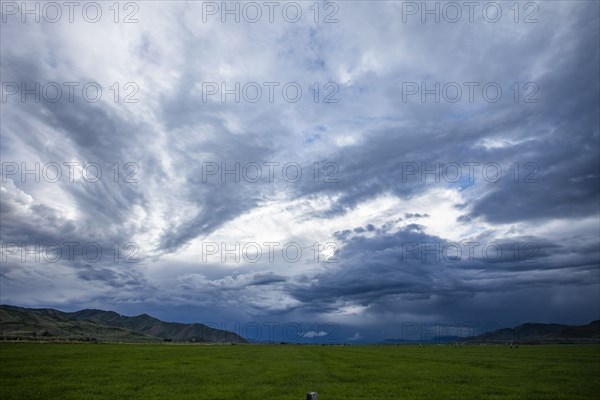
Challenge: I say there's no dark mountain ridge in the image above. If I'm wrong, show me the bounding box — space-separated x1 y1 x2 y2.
467 320 600 344
378 321 600 345
0 305 246 343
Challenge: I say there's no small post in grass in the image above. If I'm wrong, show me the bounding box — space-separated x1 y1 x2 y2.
306 392 318 400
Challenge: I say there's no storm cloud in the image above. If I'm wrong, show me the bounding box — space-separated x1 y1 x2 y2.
1 0 598 342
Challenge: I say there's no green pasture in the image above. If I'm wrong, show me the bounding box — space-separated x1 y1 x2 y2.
1 343 598 400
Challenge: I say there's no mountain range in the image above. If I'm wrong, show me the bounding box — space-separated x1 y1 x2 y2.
2 304 599 344
0 305 246 343
467 320 600 344
380 320 600 344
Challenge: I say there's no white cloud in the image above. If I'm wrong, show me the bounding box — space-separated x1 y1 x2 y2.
302 331 328 338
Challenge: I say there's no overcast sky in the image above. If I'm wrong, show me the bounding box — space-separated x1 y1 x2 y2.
1 0 599 343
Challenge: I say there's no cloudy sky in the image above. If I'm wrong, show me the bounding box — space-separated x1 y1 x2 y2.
1 0 599 343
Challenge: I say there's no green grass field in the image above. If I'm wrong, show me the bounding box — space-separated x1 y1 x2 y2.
1 343 599 400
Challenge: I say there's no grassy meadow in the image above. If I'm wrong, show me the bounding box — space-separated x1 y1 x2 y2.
1 343 599 400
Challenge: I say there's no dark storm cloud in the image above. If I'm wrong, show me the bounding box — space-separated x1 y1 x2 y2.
76 264 147 289
285 3 599 227
286 223 599 323
154 93 300 253
247 272 287 286
0 188 76 245
0 58 151 248
405 213 429 219
1 0 598 338
465 11 600 223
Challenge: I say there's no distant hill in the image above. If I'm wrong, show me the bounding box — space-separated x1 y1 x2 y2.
379 336 462 345
377 321 600 345
467 320 600 344
0 305 246 343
